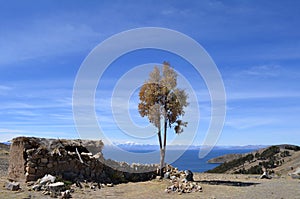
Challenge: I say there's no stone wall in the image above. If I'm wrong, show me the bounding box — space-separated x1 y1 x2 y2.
8 137 158 183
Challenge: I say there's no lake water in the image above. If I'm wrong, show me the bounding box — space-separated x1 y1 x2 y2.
103 148 254 172
170 149 253 172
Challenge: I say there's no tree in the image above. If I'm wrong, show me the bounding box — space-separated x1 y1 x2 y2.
138 62 188 177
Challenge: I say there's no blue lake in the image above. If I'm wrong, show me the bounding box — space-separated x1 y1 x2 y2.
103 148 254 172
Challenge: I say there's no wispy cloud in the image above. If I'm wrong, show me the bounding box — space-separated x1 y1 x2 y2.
0 85 12 90
0 19 100 65
0 128 76 142
227 90 300 101
225 117 278 130
0 128 25 133
0 85 13 96
240 65 282 77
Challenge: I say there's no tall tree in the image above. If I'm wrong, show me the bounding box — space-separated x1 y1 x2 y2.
138 62 188 177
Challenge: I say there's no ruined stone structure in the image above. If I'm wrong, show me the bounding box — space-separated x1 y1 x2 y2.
8 137 157 183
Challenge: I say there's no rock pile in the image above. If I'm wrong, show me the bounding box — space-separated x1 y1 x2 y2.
28 174 118 198
164 165 202 194
30 174 72 198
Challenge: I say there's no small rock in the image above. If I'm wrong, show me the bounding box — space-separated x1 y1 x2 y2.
40 158 48 164
32 184 42 191
60 190 71 199
47 163 53 168
100 183 106 188
106 183 114 187
48 182 65 195
184 170 194 181
5 181 20 191
26 181 35 186
22 194 32 199
42 190 50 195
48 182 65 190
260 171 271 179
164 172 170 179
75 181 83 189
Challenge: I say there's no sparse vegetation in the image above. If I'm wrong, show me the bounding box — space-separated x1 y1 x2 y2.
258 146 280 160
207 145 299 174
284 145 300 151
207 154 255 173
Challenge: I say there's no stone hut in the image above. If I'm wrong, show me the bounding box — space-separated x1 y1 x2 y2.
8 137 157 183
8 137 104 182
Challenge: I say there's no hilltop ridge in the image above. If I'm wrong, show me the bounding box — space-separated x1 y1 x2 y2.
207 144 300 175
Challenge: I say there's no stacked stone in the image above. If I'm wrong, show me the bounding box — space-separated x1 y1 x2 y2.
101 159 158 183
164 165 203 194
22 140 105 182
9 137 159 184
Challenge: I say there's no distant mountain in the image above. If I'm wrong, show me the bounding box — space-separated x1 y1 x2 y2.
115 143 159 151
209 145 268 150
207 144 300 175
106 143 267 151
0 142 11 145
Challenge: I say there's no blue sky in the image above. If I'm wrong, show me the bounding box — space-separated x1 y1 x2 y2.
0 0 300 146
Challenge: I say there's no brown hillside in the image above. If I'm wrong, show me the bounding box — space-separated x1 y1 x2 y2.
207 145 300 176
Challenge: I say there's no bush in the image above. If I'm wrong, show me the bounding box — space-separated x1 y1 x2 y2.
260 146 280 159
246 165 263 174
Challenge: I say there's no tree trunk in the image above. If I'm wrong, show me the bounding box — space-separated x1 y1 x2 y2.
163 118 167 148
157 129 162 149
160 148 165 178
157 128 164 178
159 117 168 178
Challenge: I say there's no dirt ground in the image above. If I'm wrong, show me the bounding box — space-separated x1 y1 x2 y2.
1 153 300 199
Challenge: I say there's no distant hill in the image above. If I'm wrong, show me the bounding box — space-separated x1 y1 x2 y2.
0 143 10 150
0 143 10 155
208 153 244 164
207 144 300 175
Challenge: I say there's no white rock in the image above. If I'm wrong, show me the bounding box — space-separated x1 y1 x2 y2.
40 174 56 184
5 181 20 191
48 182 64 187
